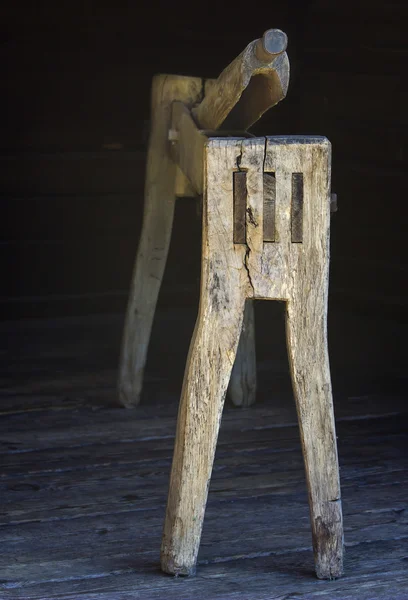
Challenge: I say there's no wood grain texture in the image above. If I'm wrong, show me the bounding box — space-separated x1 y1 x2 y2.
161 140 250 575
119 71 257 409
163 135 343 579
193 36 289 131
262 136 342 578
120 31 289 409
118 75 203 407
171 92 257 409
0 313 406 598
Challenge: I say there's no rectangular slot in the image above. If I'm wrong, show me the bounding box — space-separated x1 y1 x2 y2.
233 171 247 244
291 173 304 243
263 172 276 242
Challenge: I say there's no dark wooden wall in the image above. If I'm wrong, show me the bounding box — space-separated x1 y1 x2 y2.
1 0 407 320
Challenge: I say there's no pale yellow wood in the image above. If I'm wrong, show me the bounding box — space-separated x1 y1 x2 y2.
169 97 257 409
119 73 257 409
162 135 343 579
243 136 343 578
170 101 255 196
193 35 289 131
161 140 250 575
187 32 290 408
286 293 343 579
118 75 203 407
120 31 292 409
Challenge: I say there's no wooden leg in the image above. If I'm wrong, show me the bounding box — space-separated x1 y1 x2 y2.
118 195 174 408
286 292 343 579
161 280 246 575
118 75 203 408
228 300 257 407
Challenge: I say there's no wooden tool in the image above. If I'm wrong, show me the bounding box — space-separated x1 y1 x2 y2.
119 29 344 580
119 29 289 410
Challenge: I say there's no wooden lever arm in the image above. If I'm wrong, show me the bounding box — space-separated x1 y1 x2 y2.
192 29 290 131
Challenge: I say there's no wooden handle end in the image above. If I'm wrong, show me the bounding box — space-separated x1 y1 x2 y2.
255 29 288 63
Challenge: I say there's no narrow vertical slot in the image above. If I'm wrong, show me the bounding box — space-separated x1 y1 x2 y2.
233 171 247 244
291 173 304 243
263 172 276 242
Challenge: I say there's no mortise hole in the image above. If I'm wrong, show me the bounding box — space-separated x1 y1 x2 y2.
263 172 276 242
291 173 304 243
233 171 247 244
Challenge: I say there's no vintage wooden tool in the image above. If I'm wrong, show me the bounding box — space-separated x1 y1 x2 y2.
119 29 291 410
119 30 344 580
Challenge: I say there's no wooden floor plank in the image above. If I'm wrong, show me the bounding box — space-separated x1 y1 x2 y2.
1 484 406 571
2 540 407 599
2 410 406 476
1 394 405 457
1 312 407 599
1 423 405 524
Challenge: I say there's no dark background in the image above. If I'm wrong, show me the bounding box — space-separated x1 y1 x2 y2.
1 0 406 397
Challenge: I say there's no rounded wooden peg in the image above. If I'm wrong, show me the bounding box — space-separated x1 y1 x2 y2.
255 29 288 63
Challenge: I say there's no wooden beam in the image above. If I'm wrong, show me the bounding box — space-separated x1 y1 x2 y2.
193 29 289 131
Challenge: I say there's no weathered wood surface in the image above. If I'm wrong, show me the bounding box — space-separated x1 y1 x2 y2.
118 75 203 407
120 86 257 408
0 313 408 600
193 29 289 131
0 314 407 598
161 136 343 578
260 136 342 578
120 29 291 409
161 142 249 575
